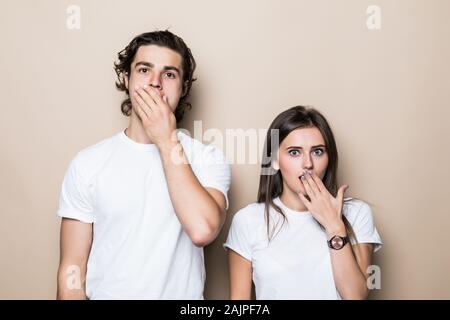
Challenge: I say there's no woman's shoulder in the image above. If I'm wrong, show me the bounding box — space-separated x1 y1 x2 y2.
231 201 266 224
342 198 374 224
343 197 369 209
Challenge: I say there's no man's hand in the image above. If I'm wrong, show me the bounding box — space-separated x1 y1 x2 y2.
133 85 178 148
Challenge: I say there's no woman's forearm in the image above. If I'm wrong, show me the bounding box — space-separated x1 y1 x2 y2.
326 222 369 299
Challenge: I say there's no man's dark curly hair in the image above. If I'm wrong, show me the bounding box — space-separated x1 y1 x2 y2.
114 30 196 123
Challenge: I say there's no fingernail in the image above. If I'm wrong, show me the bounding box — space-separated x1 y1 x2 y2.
300 175 305 181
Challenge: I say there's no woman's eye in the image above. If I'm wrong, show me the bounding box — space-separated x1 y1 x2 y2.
289 150 300 156
313 149 324 156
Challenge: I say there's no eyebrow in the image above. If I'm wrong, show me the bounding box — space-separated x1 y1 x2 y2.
285 144 326 150
134 61 181 74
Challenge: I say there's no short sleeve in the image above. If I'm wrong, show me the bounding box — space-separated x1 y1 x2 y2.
193 144 231 210
345 201 383 252
223 211 252 261
57 155 95 223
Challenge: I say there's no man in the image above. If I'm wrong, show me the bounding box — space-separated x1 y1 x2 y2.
56 30 231 299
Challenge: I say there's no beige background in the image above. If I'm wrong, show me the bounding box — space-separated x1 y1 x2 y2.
1 0 449 299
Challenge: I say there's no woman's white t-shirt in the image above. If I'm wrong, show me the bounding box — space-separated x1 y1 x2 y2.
224 197 382 300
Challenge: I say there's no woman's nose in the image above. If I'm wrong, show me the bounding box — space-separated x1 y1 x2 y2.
302 155 313 170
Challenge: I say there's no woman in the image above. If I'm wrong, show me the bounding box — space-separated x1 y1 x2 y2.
224 106 382 299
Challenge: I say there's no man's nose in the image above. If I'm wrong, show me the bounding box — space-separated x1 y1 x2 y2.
149 73 162 90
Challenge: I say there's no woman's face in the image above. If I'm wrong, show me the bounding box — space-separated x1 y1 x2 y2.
275 127 329 195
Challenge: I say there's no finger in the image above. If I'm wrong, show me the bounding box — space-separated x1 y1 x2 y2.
337 185 349 202
147 86 165 105
136 87 157 112
133 91 151 119
148 87 171 113
310 171 327 193
144 86 167 114
300 175 315 198
297 176 307 195
306 172 320 195
298 192 312 209
304 172 319 196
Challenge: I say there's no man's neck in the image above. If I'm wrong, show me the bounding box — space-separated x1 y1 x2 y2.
125 112 154 144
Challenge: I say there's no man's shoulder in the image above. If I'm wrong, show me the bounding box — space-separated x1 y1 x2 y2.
71 132 119 171
177 130 228 165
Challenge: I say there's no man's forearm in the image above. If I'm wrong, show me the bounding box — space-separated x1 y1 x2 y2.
57 264 87 300
158 140 223 247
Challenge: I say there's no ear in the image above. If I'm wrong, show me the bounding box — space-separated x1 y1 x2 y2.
271 159 280 171
181 80 189 97
124 72 129 91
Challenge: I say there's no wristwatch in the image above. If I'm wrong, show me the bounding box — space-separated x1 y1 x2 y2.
327 235 349 250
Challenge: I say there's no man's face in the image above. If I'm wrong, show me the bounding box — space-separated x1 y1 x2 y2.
125 45 184 112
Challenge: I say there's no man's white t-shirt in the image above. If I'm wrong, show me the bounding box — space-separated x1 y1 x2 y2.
224 197 382 300
57 130 231 299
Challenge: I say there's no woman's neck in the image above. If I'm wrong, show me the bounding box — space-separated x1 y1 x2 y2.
280 188 308 212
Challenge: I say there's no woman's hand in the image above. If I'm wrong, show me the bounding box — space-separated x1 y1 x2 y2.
298 170 348 233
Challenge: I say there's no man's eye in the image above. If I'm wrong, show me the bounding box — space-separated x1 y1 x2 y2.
165 72 176 79
289 150 300 156
138 68 148 74
313 149 324 156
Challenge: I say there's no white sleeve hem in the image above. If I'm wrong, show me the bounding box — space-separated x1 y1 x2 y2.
203 185 229 210
354 238 383 252
223 243 252 262
57 210 94 224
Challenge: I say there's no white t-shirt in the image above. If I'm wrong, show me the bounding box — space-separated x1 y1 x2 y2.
224 197 382 300
57 130 231 299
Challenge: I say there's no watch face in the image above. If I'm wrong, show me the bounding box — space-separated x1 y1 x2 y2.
331 236 344 249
